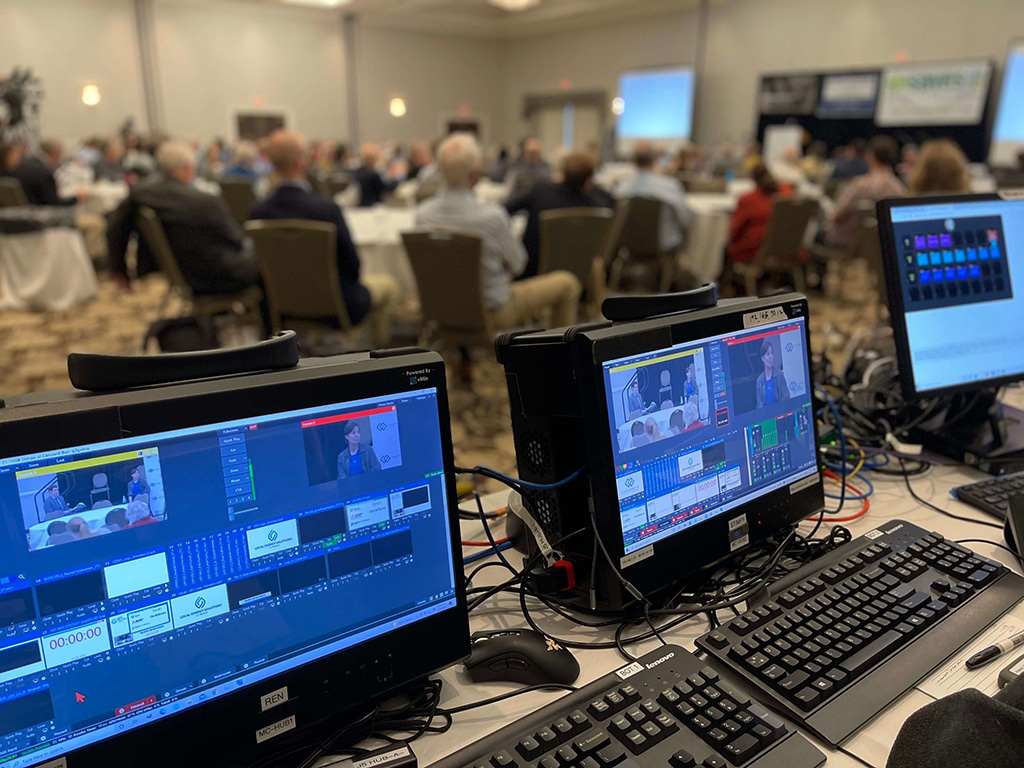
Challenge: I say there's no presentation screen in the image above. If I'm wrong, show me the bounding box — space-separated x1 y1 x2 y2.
990 39 1024 166
815 72 880 118
616 67 695 151
876 59 992 127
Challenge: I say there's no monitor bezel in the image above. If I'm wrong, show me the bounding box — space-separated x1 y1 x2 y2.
0 352 469 768
572 296 824 598
877 192 1024 399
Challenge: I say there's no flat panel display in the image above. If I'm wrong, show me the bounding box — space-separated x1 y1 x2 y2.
617 67 695 141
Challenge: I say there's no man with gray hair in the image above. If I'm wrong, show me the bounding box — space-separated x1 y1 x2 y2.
415 133 581 329
107 139 261 298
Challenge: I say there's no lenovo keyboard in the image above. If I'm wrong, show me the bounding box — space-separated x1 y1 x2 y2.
429 645 824 768
696 519 1024 746
952 470 1024 520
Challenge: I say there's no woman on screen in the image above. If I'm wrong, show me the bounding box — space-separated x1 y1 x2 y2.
337 421 382 479
683 363 699 405
127 465 149 503
756 339 789 408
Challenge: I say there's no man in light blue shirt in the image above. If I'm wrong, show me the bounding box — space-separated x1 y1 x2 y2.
616 141 692 253
415 133 580 329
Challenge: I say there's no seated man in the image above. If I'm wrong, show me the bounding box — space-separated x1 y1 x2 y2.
104 507 129 533
353 142 398 207
14 138 77 206
107 140 262 297
415 133 581 330
505 137 552 193
826 135 906 248
43 483 87 520
250 130 399 347
616 140 692 254
92 136 126 182
222 141 259 180
505 150 614 279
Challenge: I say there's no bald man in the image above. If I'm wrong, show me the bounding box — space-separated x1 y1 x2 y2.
353 142 399 207
505 137 552 194
249 130 399 346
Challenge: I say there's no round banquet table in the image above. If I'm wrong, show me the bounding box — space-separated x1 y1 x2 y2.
0 209 98 311
685 193 736 283
342 207 419 299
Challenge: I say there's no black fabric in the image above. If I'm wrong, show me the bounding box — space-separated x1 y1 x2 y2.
93 159 125 182
13 157 75 207
352 165 398 208
887 675 1024 768
249 184 371 325
106 176 260 294
504 180 613 279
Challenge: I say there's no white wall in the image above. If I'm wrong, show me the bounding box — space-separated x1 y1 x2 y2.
151 0 348 141
0 0 144 145
355 24 503 147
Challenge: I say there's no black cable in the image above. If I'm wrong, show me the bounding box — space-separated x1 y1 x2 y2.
475 491 517 575
436 683 576 715
898 458 1002 530
955 538 1024 571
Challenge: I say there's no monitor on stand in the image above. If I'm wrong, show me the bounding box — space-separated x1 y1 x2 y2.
877 193 1024 474
0 351 467 768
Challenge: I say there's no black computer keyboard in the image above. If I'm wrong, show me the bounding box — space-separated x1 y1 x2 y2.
696 519 1024 746
952 470 1024 520
429 645 824 768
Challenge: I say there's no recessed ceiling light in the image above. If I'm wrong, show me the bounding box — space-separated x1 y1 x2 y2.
612 97 624 115
486 0 541 11
82 84 101 107
389 97 407 118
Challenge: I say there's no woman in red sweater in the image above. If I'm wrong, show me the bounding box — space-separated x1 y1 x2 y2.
726 163 793 266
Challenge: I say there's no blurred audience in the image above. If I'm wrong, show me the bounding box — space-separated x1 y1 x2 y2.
740 143 763 177
13 138 78 206
505 150 614 279
107 140 261 296
616 140 692 254
829 139 869 181
0 140 25 179
487 146 510 183
827 135 905 248
726 163 792 266
799 141 829 183
908 139 970 195
222 141 260 180
505 137 552 193
407 141 435 180
250 130 399 346
353 142 398 207
93 136 126 182
415 133 581 329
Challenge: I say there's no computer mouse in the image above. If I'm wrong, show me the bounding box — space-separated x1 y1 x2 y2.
464 629 580 686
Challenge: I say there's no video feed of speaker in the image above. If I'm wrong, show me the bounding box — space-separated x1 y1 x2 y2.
302 405 403 487
16 449 167 553
727 328 808 418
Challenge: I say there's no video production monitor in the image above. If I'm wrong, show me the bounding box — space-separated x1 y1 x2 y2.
499 295 823 610
0 352 467 768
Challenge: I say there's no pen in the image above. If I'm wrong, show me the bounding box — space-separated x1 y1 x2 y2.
965 629 1024 670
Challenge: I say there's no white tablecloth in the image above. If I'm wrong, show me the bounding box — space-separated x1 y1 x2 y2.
0 228 98 310
342 208 419 298
73 181 128 215
686 193 736 282
28 503 119 550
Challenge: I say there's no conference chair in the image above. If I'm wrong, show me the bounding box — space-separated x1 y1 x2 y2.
414 175 442 204
137 206 263 324
607 197 679 294
244 220 356 349
90 473 110 506
739 197 819 296
0 178 29 207
325 176 351 199
811 202 877 303
218 178 257 226
538 208 614 319
681 176 728 194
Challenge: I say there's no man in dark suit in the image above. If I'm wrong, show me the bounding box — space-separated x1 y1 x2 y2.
107 140 261 296
353 142 398 207
505 151 613 279
14 138 77 206
250 131 399 346
42 483 87 520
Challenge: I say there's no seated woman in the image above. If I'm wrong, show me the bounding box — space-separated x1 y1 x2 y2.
630 421 651 448
907 139 970 195
337 421 381 479
722 164 792 292
756 339 789 408
127 465 149 503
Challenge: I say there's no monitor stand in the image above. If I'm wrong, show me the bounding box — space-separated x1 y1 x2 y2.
913 389 1024 475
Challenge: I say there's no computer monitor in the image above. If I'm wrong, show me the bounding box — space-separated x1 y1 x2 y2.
877 194 1024 471
990 38 1024 168
0 352 467 768
616 66 695 156
499 295 823 610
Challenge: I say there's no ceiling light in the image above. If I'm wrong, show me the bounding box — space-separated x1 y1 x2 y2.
612 97 624 115
487 0 541 11
389 97 407 118
280 0 352 8
82 84 101 107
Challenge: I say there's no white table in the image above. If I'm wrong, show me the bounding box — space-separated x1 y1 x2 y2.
73 180 128 216
0 227 98 310
357 453 1021 768
686 193 736 283
27 502 121 550
343 207 419 299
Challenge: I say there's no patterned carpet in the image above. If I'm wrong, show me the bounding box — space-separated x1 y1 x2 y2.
0 270 879 493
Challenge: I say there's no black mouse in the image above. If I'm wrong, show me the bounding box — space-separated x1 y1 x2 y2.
464 629 580 685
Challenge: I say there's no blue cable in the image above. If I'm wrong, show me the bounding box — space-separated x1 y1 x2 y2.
823 462 875 500
463 541 513 565
815 384 847 513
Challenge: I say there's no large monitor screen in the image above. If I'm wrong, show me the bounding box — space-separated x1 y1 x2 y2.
617 67 695 143
601 317 818 555
884 197 1024 394
876 59 991 127
991 40 1024 166
0 387 456 768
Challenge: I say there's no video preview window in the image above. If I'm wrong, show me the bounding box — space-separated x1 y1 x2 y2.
16 449 167 552
727 327 808 417
302 405 403 486
609 347 711 453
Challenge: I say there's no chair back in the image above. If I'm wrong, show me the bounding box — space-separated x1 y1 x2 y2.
682 176 728 194
0 178 29 207
539 208 614 288
218 178 257 225
758 197 819 266
92 473 107 490
137 206 194 300
245 219 350 332
402 231 490 338
616 196 664 258
326 177 350 199
415 175 441 203
853 209 884 289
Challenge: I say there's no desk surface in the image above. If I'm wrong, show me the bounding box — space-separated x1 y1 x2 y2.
355 456 1018 768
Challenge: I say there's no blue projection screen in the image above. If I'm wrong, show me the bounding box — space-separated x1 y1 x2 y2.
990 40 1024 166
617 67 695 144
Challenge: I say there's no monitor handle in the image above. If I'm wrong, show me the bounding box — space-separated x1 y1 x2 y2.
601 283 718 323
67 331 300 392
